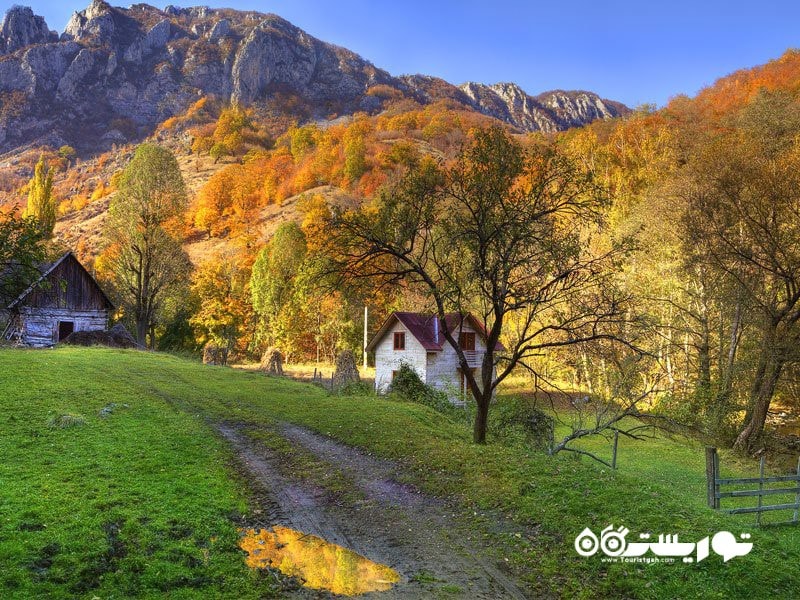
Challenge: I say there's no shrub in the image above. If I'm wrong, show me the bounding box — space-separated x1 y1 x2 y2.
388 364 452 413
490 396 554 450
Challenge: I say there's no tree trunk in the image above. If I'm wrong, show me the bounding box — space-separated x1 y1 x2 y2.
711 300 743 429
734 353 783 453
473 394 490 444
136 318 148 347
697 314 711 395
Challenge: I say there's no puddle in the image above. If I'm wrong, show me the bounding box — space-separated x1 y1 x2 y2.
239 526 400 596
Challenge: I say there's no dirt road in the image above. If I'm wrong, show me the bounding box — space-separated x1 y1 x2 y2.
216 421 533 599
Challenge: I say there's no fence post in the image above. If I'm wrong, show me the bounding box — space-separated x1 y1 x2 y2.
794 456 800 524
756 456 765 527
706 447 719 509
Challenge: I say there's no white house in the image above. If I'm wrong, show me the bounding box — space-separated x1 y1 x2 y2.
367 312 504 400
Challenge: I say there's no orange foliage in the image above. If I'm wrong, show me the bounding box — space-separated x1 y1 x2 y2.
192 102 512 241
671 49 800 123
263 152 295 204
193 159 271 236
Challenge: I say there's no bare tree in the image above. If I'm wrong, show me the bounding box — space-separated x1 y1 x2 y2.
546 351 661 467
326 127 633 443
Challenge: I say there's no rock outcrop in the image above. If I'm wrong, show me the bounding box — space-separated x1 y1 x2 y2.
0 6 56 54
460 82 627 132
0 2 628 156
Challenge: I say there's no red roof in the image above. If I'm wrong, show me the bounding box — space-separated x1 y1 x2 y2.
366 311 505 352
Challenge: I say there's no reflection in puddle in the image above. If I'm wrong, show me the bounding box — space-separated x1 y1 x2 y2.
239 526 400 595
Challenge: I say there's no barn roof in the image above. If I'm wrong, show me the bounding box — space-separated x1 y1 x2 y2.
7 252 114 311
366 311 505 353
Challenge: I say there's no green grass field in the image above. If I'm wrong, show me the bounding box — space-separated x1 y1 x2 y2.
2 346 799 598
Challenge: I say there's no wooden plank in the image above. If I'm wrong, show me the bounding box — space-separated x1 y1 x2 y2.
727 503 800 515
718 487 800 498
716 475 800 485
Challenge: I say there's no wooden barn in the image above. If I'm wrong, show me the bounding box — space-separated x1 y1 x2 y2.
3 252 114 347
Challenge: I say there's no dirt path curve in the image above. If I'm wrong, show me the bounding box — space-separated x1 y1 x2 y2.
216 422 532 599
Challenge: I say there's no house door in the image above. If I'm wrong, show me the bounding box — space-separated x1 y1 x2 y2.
58 321 74 341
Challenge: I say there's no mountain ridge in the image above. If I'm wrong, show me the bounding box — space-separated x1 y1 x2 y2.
0 1 629 156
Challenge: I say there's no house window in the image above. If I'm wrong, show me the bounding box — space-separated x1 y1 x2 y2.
393 332 405 350
459 332 476 351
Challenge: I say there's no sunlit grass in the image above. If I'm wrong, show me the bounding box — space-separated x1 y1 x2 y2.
2 347 799 599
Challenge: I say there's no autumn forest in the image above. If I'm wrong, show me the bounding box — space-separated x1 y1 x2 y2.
5 45 800 455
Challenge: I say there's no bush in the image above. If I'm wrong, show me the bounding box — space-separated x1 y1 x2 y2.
490 396 554 450
388 364 453 413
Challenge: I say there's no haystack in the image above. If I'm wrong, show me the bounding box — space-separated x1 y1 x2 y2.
333 349 360 388
260 347 284 375
203 342 228 365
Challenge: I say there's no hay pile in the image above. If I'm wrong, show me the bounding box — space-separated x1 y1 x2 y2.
333 350 360 388
61 323 138 349
260 348 284 375
203 343 229 365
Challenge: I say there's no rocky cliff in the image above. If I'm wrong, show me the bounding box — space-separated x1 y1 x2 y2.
460 82 628 133
0 1 629 155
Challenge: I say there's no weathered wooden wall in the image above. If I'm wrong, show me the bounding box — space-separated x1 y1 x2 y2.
17 307 108 347
4 253 113 347
22 256 110 311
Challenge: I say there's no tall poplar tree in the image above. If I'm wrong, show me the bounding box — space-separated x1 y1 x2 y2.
23 155 56 238
103 144 191 347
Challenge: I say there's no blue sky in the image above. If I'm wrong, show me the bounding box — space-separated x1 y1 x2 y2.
13 1 800 108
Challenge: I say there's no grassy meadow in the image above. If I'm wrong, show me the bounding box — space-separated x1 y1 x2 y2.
2 346 799 598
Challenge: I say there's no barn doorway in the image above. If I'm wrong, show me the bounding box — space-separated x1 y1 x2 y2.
58 321 74 341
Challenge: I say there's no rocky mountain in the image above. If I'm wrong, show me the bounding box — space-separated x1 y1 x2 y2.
461 82 629 132
0 1 629 155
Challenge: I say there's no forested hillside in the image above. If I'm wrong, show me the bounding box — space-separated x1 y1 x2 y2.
4 8 800 452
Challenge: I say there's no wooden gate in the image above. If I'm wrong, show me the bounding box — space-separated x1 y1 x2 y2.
706 447 800 526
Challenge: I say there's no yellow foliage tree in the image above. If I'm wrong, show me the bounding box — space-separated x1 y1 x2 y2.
23 154 56 238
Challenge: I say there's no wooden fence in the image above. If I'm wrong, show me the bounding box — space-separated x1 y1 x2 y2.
706 447 800 526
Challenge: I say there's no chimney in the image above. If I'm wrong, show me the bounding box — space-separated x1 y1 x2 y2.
433 316 439 344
